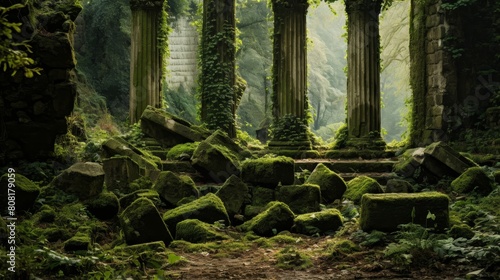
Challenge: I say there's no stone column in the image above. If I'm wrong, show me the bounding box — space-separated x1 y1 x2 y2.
200 0 237 138
345 0 385 149
269 0 311 149
129 0 165 124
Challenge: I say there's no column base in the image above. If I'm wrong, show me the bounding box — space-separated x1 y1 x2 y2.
267 140 319 159
345 135 386 150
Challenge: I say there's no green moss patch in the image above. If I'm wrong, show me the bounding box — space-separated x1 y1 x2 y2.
119 189 161 210
163 193 230 237
85 191 119 220
64 233 91 252
451 167 493 196
275 247 312 270
166 142 199 160
345 176 383 204
448 224 475 239
293 209 343 235
276 184 321 214
175 219 229 243
153 171 199 208
306 163 347 203
241 156 295 188
239 201 295 237
216 175 249 218
360 192 450 232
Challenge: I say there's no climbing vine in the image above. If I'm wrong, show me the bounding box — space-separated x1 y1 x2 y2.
199 0 238 138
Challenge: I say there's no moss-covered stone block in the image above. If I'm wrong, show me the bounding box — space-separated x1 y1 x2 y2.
239 201 295 237
251 186 275 206
192 140 241 183
276 184 321 214
306 163 347 203
216 175 249 218
48 162 104 200
385 179 414 193
423 141 477 178
166 142 199 160
345 176 383 204
359 192 450 232
0 173 40 214
448 224 475 239
85 191 119 220
120 198 173 245
244 205 265 218
44 227 71 242
163 193 230 237
103 156 141 192
175 219 229 243
64 233 91 252
140 106 204 147
204 129 252 160
102 137 159 173
114 241 166 254
451 167 493 196
119 189 161 210
293 209 343 235
36 205 56 223
153 171 199 208
241 156 295 188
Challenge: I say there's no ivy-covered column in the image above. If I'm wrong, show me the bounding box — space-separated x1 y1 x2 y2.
129 0 166 123
200 0 237 138
269 0 311 150
345 0 385 149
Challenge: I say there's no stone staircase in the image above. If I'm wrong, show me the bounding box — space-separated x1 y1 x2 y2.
294 159 398 185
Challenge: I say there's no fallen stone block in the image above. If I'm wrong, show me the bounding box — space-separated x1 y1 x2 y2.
0 173 40 214
239 201 295 237
120 198 173 245
216 175 249 218
359 192 450 232
345 176 383 204
241 156 295 188
293 209 343 235
276 184 321 214
163 193 230 237
423 141 477 178
103 156 141 192
153 171 199 208
140 106 204 147
175 219 229 243
451 167 493 196
191 141 240 183
49 162 104 200
306 163 347 203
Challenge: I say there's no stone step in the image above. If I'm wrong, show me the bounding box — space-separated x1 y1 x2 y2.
295 159 397 174
338 172 398 185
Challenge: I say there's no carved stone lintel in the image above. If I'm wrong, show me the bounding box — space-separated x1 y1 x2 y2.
345 0 382 14
130 0 164 10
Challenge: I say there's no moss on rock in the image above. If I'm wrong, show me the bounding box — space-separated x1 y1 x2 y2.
120 198 173 245
166 142 199 160
251 186 275 206
448 224 475 239
239 201 295 237
293 209 343 235
216 175 249 218
153 171 199 208
204 129 252 160
276 184 321 214
163 193 230 237
451 167 493 196
0 173 40 214
345 176 383 204
48 162 104 200
85 191 119 220
306 163 347 203
119 189 161 210
175 219 229 243
191 140 241 183
44 227 71 242
241 156 295 188
63 233 91 252
36 205 56 223
359 192 450 232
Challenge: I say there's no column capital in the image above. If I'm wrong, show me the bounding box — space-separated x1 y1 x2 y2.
130 0 164 10
272 0 308 11
345 0 382 14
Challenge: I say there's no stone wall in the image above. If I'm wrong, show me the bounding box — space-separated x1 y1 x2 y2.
166 16 198 91
410 0 500 146
0 1 81 162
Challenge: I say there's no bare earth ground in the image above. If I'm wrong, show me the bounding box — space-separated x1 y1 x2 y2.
163 235 475 280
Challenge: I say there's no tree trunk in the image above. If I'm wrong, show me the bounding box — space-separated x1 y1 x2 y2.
129 0 165 124
200 0 237 138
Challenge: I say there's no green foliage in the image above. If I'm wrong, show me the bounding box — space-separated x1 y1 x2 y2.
164 85 198 123
270 115 310 142
332 123 348 148
0 3 42 77
351 230 387 247
441 0 477 10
